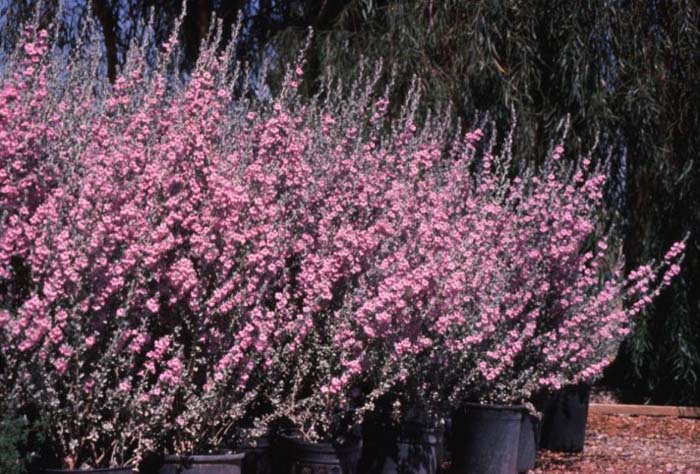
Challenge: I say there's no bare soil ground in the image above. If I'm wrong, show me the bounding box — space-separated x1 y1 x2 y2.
534 413 700 473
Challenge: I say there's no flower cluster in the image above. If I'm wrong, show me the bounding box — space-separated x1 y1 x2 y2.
0 22 684 468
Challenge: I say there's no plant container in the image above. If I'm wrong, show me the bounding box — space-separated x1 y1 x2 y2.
276 435 361 474
41 468 134 474
449 403 523 474
158 454 245 474
538 384 590 453
516 412 540 473
240 436 273 474
360 418 443 474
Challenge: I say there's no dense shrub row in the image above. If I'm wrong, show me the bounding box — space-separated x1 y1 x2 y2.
0 26 683 470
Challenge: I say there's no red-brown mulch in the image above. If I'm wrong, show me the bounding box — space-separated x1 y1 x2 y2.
534 413 700 473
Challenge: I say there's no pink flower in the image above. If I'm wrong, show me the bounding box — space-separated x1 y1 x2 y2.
53 358 68 375
58 344 73 358
145 298 160 314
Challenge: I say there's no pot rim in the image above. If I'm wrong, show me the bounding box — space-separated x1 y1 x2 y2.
162 453 245 463
41 468 134 474
277 433 361 451
460 402 527 412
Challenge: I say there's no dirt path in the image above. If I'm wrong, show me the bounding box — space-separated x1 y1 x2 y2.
534 413 700 473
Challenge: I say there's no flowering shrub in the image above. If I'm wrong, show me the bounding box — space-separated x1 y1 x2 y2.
0 25 274 467
341 133 686 411
0 18 684 466
298 115 686 422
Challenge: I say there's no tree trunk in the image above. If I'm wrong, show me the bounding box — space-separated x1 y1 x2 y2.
91 0 118 83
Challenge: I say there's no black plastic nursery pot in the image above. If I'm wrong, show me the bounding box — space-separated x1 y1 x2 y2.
538 384 590 453
516 412 540 474
276 435 361 474
449 404 523 474
158 454 245 474
41 468 135 474
239 436 273 474
360 419 443 474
